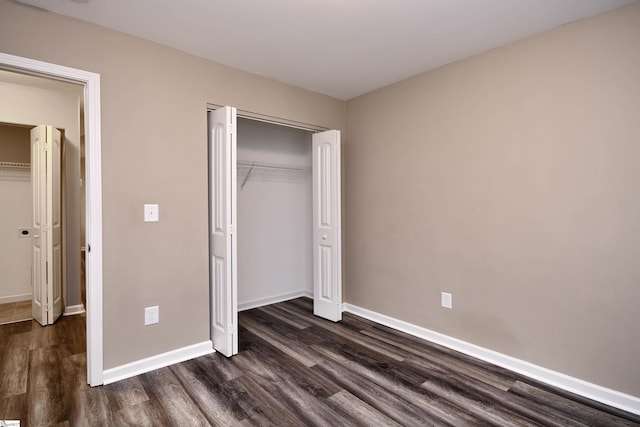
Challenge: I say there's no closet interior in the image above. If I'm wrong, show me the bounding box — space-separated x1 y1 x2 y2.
0 123 32 314
236 117 314 310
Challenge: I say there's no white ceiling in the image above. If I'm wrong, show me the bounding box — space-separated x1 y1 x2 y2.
14 0 635 100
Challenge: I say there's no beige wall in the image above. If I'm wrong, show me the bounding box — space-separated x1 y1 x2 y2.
0 1 345 369
0 124 30 163
346 2 640 396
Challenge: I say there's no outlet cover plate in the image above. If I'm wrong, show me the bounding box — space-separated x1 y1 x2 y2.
441 292 452 309
145 306 159 325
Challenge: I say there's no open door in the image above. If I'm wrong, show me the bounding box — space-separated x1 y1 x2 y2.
31 125 63 326
208 107 238 357
312 130 342 322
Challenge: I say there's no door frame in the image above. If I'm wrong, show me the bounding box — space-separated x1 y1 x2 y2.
0 52 104 386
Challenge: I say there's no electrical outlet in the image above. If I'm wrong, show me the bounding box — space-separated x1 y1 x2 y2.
145 306 159 325
441 292 452 309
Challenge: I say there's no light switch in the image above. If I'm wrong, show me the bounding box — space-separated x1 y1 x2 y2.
144 204 159 222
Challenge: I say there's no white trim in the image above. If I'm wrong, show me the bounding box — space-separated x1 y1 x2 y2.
102 341 214 385
207 103 328 133
64 304 85 316
238 290 313 312
342 303 640 416
0 293 31 304
0 52 104 386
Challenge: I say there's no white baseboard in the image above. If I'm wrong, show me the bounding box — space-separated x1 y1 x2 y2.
64 304 85 316
102 340 214 385
342 303 640 416
238 290 313 312
0 293 31 304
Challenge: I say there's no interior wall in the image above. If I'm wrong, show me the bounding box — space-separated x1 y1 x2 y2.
0 124 32 302
0 124 30 162
237 118 312 308
0 81 83 312
345 2 640 397
0 1 345 369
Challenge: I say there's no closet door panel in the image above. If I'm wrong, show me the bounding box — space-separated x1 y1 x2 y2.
312 130 342 322
31 125 47 326
208 107 238 357
48 126 63 323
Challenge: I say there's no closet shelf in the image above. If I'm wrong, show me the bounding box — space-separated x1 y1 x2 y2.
238 160 310 190
0 161 30 169
0 162 31 181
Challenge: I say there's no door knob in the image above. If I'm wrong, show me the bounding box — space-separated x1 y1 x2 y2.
322 234 328 240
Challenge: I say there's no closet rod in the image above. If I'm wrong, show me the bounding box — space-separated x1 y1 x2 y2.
237 160 309 172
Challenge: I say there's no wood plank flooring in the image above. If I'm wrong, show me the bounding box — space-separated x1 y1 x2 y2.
1 297 639 426
0 301 32 326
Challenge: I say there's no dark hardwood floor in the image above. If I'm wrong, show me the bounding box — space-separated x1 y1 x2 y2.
1 298 639 426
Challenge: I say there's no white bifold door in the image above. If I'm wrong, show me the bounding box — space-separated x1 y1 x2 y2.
31 125 63 326
311 130 342 322
208 107 342 357
209 107 238 357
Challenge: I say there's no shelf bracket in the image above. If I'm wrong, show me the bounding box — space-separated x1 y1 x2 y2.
240 162 255 190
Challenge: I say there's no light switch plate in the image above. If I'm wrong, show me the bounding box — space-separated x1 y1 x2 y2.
144 204 159 222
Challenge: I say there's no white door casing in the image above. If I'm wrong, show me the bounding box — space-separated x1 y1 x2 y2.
312 130 342 322
208 107 238 357
30 125 63 325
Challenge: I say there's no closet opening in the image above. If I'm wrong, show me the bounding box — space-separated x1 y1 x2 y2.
208 106 342 357
236 117 314 311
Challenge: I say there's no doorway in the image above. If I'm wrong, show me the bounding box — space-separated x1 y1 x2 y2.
0 52 103 386
0 71 82 326
208 106 342 357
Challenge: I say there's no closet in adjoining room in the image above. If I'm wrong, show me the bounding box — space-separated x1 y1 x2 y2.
236 118 313 310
